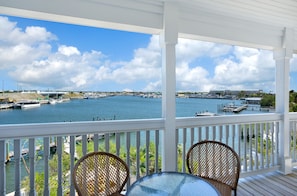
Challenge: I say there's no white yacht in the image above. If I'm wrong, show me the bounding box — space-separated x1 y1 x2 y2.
14 100 41 109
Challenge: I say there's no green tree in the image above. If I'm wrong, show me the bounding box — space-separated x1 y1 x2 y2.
21 153 71 195
21 139 165 194
260 94 275 108
289 90 297 112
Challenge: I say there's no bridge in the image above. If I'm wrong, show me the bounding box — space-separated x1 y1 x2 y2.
38 91 68 98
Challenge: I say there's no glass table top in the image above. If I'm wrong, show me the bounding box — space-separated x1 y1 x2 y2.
126 172 220 196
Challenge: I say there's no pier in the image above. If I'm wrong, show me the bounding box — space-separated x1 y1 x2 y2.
0 103 14 110
232 104 248 113
221 104 248 113
5 142 57 163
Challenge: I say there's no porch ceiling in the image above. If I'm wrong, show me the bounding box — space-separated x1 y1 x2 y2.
1 0 297 50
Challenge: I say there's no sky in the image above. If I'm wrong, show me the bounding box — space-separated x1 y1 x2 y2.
1 15 297 93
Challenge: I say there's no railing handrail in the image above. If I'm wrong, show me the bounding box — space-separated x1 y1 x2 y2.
176 113 282 128
0 118 164 139
0 113 283 139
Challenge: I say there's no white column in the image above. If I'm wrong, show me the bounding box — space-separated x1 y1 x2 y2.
160 2 178 171
273 28 293 174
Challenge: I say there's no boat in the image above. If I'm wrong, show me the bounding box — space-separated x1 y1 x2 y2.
14 100 41 109
49 99 56 104
222 103 248 113
195 111 218 117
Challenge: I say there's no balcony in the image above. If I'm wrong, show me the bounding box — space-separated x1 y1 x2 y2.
1 0 297 195
1 112 297 195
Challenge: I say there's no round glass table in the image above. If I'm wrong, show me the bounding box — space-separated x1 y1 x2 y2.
126 171 220 196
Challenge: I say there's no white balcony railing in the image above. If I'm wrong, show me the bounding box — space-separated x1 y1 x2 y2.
1 113 295 195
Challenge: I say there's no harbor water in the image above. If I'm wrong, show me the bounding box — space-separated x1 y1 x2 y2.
0 95 264 124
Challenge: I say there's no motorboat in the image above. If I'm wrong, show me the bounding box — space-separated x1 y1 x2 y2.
14 100 41 109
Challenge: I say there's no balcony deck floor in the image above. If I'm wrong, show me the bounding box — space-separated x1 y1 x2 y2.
237 169 297 196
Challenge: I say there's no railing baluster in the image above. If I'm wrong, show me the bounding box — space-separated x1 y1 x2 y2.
255 124 259 170
70 135 76 196
43 137 50 196
243 124 247 171
290 121 295 160
198 127 202 141
145 131 150 175
265 123 269 168
182 128 187 172
260 123 264 168
116 133 120 157
226 124 229 145
276 122 280 165
0 140 6 196
93 134 99 152
57 136 63 196
232 124 235 149
155 130 159 173
271 122 275 166
82 135 87 155
219 125 223 142
29 138 36 196
126 132 131 186
212 125 216 140
105 133 110 152
249 124 253 171
206 126 209 140
14 139 21 196
136 131 140 179
190 127 194 146
237 124 241 163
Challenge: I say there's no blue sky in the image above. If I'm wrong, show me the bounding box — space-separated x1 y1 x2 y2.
1 15 297 92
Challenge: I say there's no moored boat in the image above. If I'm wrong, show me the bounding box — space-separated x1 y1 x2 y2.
195 111 218 117
14 100 41 109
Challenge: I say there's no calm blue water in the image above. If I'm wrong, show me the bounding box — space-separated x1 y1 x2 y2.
0 95 264 124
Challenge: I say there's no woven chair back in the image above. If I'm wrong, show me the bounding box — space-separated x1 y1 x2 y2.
186 140 240 195
73 152 129 196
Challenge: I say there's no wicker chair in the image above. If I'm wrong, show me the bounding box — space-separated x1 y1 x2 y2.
186 140 240 196
72 152 129 196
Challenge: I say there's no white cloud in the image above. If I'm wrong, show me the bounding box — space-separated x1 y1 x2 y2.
0 16 284 92
9 45 104 90
212 47 274 91
58 45 80 56
0 16 54 69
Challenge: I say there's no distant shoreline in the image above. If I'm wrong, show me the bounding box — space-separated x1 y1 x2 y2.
0 92 84 102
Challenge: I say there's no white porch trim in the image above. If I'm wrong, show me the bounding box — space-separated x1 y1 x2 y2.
274 28 294 174
160 2 178 171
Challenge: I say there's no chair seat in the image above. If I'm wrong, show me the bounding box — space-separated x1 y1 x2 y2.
207 179 232 196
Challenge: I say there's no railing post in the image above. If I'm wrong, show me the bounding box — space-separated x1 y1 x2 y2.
160 1 178 171
274 27 293 174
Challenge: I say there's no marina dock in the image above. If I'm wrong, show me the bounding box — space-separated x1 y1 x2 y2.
0 103 14 110
5 142 57 163
222 104 248 113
